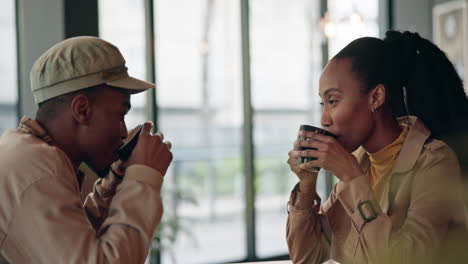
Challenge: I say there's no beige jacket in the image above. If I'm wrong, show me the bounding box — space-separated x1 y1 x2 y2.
287 116 468 264
0 117 163 264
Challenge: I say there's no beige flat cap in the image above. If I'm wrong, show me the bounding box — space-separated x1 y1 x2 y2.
30 36 154 104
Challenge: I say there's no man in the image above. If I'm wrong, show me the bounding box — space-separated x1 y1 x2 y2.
0 36 173 263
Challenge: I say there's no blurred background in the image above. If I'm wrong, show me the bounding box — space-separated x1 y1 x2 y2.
0 0 465 263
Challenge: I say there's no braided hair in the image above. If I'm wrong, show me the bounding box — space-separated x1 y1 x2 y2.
333 30 468 138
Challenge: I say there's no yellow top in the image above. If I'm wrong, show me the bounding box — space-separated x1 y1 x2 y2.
367 123 409 201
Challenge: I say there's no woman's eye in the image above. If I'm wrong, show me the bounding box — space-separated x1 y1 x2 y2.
320 99 339 107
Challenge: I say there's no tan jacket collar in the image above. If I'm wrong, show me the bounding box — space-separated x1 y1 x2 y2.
18 116 56 146
352 116 431 213
18 116 85 188
353 116 431 173
393 116 431 173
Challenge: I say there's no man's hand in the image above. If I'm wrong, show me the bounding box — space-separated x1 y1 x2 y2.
125 122 173 176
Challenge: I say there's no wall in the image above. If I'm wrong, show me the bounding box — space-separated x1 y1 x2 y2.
16 0 98 119
16 0 65 118
392 0 434 40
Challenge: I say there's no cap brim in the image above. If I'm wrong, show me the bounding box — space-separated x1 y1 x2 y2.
106 76 155 94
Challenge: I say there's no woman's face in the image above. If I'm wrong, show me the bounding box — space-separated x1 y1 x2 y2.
319 57 374 153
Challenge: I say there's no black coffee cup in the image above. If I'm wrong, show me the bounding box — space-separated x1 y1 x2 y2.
297 124 337 164
118 124 144 161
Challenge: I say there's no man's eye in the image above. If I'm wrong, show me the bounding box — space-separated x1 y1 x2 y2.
319 102 324 107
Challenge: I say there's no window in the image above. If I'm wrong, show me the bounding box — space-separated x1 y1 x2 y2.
99 0 148 130
249 0 323 257
0 0 18 133
155 0 245 263
326 0 379 58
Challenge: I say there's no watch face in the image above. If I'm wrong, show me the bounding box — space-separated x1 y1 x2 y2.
443 13 458 40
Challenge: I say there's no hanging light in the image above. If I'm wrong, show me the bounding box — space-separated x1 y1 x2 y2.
200 41 209 54
349 12 363 25
320 12 336 39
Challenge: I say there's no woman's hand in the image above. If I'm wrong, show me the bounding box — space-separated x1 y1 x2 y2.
295 129 363 183
288 137 320 194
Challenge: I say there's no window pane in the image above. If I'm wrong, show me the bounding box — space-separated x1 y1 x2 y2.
327 0 379 57
99 0 147 130
155 0 245 263
249 0 323 258
0 0 18 133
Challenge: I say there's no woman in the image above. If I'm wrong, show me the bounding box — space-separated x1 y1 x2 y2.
286 30 468 264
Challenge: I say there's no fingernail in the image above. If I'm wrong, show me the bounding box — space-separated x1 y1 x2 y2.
144 121 154 130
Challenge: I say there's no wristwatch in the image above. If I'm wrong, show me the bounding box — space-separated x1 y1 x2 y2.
357 200 378 222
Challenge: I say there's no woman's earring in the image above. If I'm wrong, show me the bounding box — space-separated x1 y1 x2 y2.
371 107 375 113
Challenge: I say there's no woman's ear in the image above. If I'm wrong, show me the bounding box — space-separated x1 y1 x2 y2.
369 84 386 112
70 94 93 125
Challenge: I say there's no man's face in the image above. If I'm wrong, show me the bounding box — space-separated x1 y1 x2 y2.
81 86 130 176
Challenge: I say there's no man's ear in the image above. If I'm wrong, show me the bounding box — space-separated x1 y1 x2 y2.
70 94 93 125
369 84 386 111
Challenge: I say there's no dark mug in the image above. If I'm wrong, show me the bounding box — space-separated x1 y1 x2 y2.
297 124 337 165
118 124 144 161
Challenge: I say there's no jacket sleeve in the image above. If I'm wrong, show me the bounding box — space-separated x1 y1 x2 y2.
333 145 466 263
286 183 332 264
83 171 122 230
7 164 163 264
